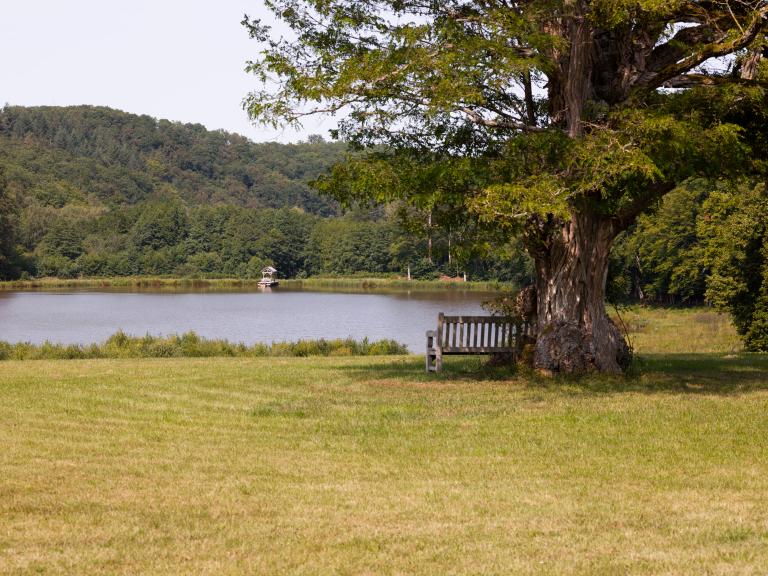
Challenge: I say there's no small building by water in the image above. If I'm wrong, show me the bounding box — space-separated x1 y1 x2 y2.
259 266 279 287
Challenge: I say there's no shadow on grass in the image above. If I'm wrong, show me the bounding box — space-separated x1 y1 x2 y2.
340 353 768 395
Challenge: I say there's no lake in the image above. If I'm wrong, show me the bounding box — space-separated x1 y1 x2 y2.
0 287 496 353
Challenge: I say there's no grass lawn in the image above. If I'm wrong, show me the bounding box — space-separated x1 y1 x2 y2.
1 309 767 574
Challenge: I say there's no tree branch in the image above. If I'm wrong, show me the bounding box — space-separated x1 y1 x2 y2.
612 181 677 233
662 72 768 88
458 107 543 131
636 5 768 92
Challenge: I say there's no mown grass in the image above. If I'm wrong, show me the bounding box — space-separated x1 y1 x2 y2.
0 331 408 361
1 308 767 575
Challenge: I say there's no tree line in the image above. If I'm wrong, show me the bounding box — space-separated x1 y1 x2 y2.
0 195 528 282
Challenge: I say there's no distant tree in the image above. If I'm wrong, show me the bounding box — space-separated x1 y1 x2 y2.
611 181 711 305
245 255 274 279
39 220 85 260
304 218 394 276
408 258 441 280
131 202 189 251
700 182 768 351
186 206 232 255
183 252 223 276
0 167 20 279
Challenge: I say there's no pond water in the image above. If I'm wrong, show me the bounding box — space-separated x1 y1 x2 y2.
0 287 496 353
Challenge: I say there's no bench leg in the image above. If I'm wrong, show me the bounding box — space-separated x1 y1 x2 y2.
426 331 436 372
426 330 445 373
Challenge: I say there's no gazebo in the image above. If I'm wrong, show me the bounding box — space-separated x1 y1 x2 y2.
258 266 278 287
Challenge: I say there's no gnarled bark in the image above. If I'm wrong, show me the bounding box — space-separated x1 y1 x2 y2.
525 209 631 374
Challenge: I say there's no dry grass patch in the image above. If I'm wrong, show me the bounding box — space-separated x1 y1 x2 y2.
615 307 741 355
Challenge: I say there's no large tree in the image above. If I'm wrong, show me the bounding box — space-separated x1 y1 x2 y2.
244 0 768 373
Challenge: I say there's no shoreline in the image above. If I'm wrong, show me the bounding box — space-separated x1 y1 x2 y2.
0 276 512 292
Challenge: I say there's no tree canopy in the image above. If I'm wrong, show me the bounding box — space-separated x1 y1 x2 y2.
245 0 768 372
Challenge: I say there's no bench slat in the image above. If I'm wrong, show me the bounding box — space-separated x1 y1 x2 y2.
441 315 508 323
443 347 513 354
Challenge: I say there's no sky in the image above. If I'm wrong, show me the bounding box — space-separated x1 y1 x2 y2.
0 0 336 143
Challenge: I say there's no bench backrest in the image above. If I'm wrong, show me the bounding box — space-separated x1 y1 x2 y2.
437 313 529 353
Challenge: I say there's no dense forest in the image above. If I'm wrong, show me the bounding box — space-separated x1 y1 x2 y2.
0 105 346 212
0 105 526 283
0 106 766 346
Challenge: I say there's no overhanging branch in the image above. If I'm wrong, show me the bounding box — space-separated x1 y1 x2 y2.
458 106 543 132
635 5 768 93
612 181 677 233
662 72 768 88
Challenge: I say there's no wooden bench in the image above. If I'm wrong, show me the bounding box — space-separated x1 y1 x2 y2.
426 313 530 372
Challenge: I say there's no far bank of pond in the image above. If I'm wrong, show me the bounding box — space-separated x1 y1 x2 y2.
0 284 502 353
0 275 512 293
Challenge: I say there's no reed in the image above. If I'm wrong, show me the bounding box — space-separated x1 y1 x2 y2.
0 330 408 360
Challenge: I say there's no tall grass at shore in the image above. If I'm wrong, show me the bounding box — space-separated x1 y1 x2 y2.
0 330 408 361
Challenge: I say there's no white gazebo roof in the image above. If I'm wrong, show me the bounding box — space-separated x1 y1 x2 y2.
262 266 277 274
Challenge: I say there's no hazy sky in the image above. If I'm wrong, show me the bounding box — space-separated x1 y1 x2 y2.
0 0 335 142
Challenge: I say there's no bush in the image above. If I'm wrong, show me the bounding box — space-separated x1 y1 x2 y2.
409 258 441 280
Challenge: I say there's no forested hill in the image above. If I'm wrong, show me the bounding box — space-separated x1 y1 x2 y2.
0 104 488 283
0 105 345 214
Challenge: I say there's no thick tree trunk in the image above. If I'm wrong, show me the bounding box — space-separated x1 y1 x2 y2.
527 210 631 374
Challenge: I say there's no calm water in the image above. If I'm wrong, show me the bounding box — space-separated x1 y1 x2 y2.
0 288 493 353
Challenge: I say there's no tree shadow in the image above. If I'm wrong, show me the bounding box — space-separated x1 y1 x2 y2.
340 353 768 396
340 356 521 383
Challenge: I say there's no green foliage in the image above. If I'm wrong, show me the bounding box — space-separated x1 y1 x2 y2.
699 182 768 351
0 167 21 279
39 220 86 259
247 1 761 200
610 181 711 304
131 202 189 250
408 258 441 280
606 177 768 352
304 217 396 276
